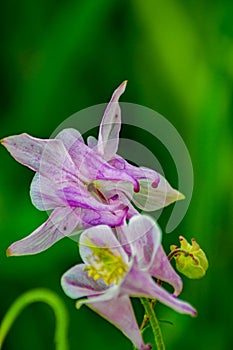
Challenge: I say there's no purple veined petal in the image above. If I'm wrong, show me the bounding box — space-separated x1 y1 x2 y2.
30 173 65 211
110 192 139 219
1 133 77 183
97 81 127 161
62 263 121 307
53 135 140 192
55 128 84 147
149 245 183 296
61 264 109 299
88 295 151 350
60 184 122 211
131 174 185 211
126 215 161 271
92 181 138 219
7 207 81 256
122 269 197 316
79 206 128 228
86 155 140 193
30 172 123 213
109 155 160 188
79 225 129 265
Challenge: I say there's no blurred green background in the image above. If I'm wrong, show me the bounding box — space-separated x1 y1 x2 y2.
1 0 232 349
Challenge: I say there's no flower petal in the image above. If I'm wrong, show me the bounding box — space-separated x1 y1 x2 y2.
88 296 151 350
97 81 127 161
80 207 128 228
126 215 161 270
131 174 184 211
61 264 109 299
52 134 140 192
30 173 64 210
55 128 84 148
109 156 160 188
79 225 129 265
117 215 161 271
149 245 183 296
122 269 197 316
1 133 76 182
109 163 183 211
7 207 80 256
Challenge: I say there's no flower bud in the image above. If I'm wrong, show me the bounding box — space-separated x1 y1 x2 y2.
170 236 208 279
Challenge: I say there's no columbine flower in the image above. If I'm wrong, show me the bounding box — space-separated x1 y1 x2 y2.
61 215 196 350
1 81 183 256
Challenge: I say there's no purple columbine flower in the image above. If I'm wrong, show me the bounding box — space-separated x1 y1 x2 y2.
61 215 196 350
1 82 183 256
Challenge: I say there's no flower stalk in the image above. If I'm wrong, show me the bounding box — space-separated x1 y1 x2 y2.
141 298 165 350
0 289 69 350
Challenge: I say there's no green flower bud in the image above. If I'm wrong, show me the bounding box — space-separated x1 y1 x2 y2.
170 236 208 279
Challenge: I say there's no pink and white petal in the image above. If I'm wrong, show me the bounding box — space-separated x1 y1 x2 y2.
7 207 80 256
61 264 109 299
55 128 84 151
93 182 138 219
80 207 128 228
109 156 160 188
30 173 64 210
55 139 139 192
132 174 184 211
109 192 138 219
86 153 139 192
88 296 151 350
127 215 161 271
1 134 76 182
122 269 197 316
60 184 126 212
97 81 127 161
79 225 129 265
149 245 183 296
115 223 133 258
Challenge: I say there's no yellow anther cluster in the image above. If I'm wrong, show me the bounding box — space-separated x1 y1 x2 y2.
84 241 128 286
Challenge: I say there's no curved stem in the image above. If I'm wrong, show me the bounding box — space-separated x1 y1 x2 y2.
140 298 165 350
0 288 69 350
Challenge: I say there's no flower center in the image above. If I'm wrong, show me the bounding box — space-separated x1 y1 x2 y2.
87 182 108 203
84 239 128 286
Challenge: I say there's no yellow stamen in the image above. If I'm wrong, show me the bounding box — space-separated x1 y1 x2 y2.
83 238 128 286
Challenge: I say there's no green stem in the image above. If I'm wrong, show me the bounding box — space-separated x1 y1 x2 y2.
140 298 165 350
0 288 69 350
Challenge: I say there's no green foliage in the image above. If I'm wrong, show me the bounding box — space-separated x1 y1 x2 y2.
0 0 232 349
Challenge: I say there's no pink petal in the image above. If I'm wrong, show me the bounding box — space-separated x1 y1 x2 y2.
53 133 140 192
79 225 129 265
1 133 76 182
55 128 84 148
109 156 160 188
30 173 64 210
7 207 80 256
97 81 127 161
122 269 197 316
61 264 109 299
122 215 161 271
79 206 128 228
149 245 183 296
129 174 184 211
88 296 151 350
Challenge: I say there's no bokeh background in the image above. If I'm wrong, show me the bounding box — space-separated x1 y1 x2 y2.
1 1 233 349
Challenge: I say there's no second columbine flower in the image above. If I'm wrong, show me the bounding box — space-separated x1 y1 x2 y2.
61 215 196 350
